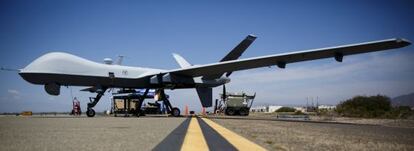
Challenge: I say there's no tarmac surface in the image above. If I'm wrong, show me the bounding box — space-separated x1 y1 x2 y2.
1 115 413 151
0 115 265 151
0 115 185 151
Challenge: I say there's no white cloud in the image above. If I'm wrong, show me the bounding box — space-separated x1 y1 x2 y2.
7 89 19 95
7 89 21 100
48 96 56 101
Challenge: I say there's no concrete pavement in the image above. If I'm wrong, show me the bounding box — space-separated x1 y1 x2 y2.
2 115 413 151
0 115 265 151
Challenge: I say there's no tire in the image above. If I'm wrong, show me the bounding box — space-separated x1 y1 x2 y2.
239 108 249 116
86 109 95 117
171 107 180 117
135 110 145 117
226 108 235 116
140 112 146 116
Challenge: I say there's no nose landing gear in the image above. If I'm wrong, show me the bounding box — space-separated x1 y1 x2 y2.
86 88 107 117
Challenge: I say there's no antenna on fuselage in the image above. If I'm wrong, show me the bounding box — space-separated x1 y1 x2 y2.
116 55 124 65
0 66 19 72
103 55 124 65
103 58 113 65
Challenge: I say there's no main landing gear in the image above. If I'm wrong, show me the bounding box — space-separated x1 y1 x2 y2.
156 89 181 117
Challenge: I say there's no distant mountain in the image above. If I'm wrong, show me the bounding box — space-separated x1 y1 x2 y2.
392 92 414 107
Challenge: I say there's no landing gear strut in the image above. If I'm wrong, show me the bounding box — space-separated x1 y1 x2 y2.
134 88 150 117
157 89 180 117
86 88 107 117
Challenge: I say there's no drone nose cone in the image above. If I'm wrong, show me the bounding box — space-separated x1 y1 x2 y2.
18 72 37 84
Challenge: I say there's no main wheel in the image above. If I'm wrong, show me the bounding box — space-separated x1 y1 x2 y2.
86 109 95 117
171 107 180 117
226 108 235 116
239 108 249 116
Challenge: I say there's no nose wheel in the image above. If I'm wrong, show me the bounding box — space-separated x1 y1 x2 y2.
86 108 95 117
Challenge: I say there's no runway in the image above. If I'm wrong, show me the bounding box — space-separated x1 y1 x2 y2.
0 115 265 151
1 115 413 151
153 116 265 151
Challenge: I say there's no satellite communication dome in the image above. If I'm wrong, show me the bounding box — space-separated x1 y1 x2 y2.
103 58 113 65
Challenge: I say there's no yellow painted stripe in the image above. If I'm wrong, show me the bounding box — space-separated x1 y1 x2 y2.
201 118 267 151
181 117 209 151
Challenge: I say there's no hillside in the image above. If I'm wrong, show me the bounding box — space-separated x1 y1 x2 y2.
392 92 414 107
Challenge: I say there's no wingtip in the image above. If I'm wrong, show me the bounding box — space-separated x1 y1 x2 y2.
247 34 257 41
248 34 257 38
396 38 411 45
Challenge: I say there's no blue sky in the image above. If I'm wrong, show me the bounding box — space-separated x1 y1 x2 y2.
0 0 413 112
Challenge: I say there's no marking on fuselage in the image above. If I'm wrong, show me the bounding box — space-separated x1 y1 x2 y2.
122 70 128 75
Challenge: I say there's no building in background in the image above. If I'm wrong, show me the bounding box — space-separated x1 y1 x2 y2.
293 107 307 113
250 106 267 112
250 105 283 113
268 105 283 113
318 105 336 110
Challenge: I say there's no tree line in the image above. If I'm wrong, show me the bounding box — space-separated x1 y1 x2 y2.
336 95 412 118
275 95 413 119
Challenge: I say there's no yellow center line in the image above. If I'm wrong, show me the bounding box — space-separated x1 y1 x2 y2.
201 117 267 151
181 117 209 151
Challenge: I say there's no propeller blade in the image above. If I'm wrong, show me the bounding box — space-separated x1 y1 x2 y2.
214 99 218 113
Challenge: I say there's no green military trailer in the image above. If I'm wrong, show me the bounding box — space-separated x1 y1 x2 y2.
215 92 256 116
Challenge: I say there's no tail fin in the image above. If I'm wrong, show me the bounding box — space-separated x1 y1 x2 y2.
173 53 212 107
196 87 212 107
172 53 191 68
203 34 257 79
221 34 257 62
